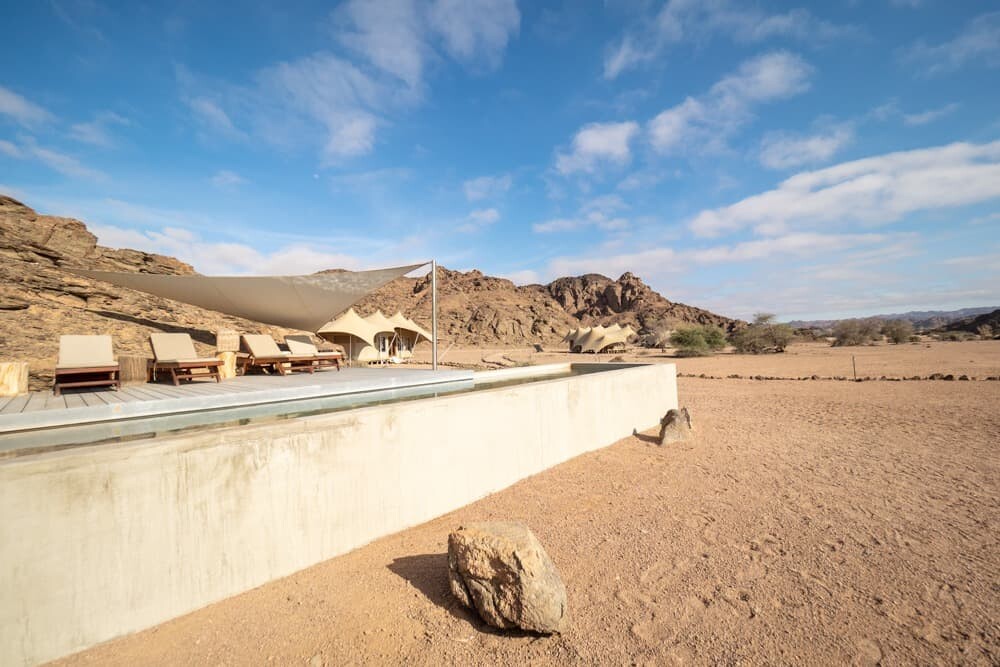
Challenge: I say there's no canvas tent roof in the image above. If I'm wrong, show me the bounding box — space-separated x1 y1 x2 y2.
364 310 398 336
69 263 426 333
317 308 384 347
576 323 637 353
566 327 591 346
574 326 607 353
389 311 432 342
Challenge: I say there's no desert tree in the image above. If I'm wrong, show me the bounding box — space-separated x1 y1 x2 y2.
832 318 883 346
670 324 727 357
882 319 914 344
730 313 794 354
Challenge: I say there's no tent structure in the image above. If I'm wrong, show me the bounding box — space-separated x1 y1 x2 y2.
364 310 400 359
71 261 443 369
566 326 591 352
388 311 432 360
317 308 391 363
574 326 607 353
566 323 637 353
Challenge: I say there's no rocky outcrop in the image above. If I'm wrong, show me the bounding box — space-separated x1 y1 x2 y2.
547 272 741 333
944 309 999 336
448 522 567 634
357 269 742 346
0 195 287 390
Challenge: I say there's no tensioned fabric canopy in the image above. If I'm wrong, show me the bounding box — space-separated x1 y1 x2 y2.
389 311 432 342
318 308 385 347
70 263 426 333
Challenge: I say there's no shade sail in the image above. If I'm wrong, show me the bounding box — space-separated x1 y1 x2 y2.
70 263 426 333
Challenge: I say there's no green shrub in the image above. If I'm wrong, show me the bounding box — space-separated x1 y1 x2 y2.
730 313 794 354
670 324 727 356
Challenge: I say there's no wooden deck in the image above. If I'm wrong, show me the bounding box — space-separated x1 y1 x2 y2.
0 367 474 456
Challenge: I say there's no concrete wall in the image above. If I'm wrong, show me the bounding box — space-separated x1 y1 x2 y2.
0 363 676 666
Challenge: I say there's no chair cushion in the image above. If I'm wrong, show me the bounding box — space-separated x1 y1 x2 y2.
58 335 115 367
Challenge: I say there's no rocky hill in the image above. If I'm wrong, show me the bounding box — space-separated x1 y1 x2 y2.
354 269 741 345
1 195 740 389
944 309 1000 336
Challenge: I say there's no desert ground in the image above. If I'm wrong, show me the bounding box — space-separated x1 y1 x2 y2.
55 341 999 665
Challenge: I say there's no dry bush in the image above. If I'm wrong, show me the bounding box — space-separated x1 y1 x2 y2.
977 324 995 340
832 318 883 346
882 319 914 344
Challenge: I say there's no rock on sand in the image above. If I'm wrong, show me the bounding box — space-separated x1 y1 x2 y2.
448 522 567 634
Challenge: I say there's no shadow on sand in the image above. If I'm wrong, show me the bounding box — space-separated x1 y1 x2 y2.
633 432 661 445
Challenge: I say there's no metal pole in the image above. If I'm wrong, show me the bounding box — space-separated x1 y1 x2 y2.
431 260 438 371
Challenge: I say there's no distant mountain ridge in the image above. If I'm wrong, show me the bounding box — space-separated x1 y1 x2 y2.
788 307 1000 331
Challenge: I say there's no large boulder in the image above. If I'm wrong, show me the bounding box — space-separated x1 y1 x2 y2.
448 522 567 634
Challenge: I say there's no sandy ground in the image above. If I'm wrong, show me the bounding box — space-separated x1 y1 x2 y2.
55 341 1000 666
421 339 1000 380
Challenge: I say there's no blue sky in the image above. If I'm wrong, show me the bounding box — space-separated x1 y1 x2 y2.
1 0 998 320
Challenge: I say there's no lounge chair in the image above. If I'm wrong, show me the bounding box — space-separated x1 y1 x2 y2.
149 333 223 386
284 335 342 371
53 334 121 396
241 334 317 375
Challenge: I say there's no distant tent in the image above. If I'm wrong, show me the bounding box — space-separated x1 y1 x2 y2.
388 311 432 359
317 308 390 363
575 326 607 353
575 323 637 353
566 326 591 352
364 310 400 359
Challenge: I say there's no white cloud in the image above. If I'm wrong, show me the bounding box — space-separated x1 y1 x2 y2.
501 268 540 285
649 51 812 155
186 96 248 141
0 85 56 127
759 125 853 169
0 139 23 158
463 173 512 201
91 222 365 275
2 136 107 181
181 0 519 164
427 0 520 70
533 194 631 233
617 169 668 191
458 207 501 233
549 246 679 280
902 102 960 126
555 121 640 175
210 170 247 189
690 140 1000 237
901 11 1000 76
604 0 856 79
970 212 1000 225
68 111 129 148
335 0 426 88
